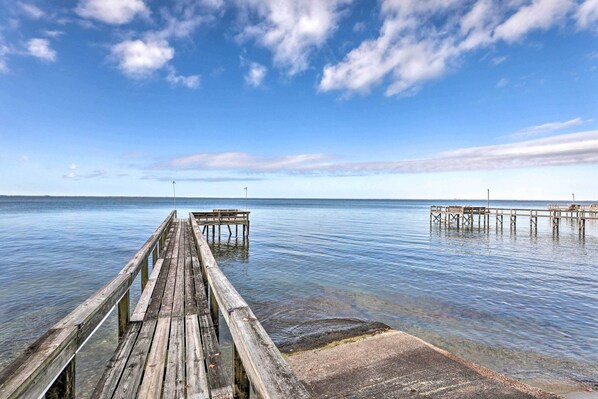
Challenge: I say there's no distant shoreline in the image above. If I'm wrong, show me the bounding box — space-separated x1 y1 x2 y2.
1 195 597 202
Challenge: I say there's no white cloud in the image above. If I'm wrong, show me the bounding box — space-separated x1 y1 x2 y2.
0 44 10 73
68 163 78 170
26 38 56 62
75 0 149 25
111 39 174 77
151 131 598 174
493 0 573 42
577 0 598 28
155 152 331 172
496 77 509 87
491 55 507 65
63 169 108 179
245 62 267 87
319 0 581 97
44 31 64 38
21 155 29 162
237 0 351 75
166 67 200 89
18 2 44 19
510 117 586 138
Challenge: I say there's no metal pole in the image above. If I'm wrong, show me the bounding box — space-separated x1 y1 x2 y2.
244 187 248 211
173 181 176 211
572 193 575 202
487 188 489 209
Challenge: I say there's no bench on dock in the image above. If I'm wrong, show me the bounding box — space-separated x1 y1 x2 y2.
0 211 309 399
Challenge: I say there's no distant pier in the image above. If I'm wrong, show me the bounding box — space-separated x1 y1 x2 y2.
430 204 598 235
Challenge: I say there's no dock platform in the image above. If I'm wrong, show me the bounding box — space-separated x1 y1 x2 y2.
193 210 250 240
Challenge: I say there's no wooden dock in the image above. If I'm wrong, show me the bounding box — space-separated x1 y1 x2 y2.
193 210 250 240
430 204 598 235
0 211 308 399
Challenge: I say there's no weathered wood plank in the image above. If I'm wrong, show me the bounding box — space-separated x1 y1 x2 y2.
228 308 311 399
130 259 164 322
159 222 183 319
144 224 178 321
184 227 198 316
171 225 186 318
197 314 233 399
112 319 158 399
136 317 170 399
163 317 185 399
184 315 209 399
0 327 77 399
90 323 141 399
45 355 76 399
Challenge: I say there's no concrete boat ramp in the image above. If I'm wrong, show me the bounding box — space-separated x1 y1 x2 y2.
287 328 559 399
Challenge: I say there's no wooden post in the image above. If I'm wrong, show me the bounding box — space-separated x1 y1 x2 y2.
236 224 238 237
152 244 158 266
209 288 219 339
118 290 130 338
141 256 149 290
45 357 76 399
233 345 250 399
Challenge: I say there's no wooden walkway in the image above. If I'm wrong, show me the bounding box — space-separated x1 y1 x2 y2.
0 212 309 399
91 219 231 399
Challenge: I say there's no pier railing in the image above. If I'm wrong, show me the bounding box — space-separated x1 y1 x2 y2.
189 213 310 399
0 210 176 399
430 205 598 234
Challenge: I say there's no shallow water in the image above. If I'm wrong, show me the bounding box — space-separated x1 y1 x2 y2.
0 197 596 395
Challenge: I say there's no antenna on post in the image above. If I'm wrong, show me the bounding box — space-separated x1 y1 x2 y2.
244 187 248 211
172 181 176 212
487 188 490 210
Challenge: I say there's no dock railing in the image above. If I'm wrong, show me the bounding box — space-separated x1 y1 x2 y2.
189 213 311 399
0 210 176 399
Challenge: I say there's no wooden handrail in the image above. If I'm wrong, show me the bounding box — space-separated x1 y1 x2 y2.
0 210 176 399
189 213 310 399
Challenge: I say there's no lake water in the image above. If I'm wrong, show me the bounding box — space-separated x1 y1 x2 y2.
0 197 596 396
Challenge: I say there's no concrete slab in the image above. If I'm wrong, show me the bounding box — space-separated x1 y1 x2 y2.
286 330 561 399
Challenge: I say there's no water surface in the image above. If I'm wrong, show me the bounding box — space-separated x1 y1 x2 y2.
0 197 596 395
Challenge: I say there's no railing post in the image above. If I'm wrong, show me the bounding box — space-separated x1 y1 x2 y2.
152 244 158 266
45 356 76 399
209 288 219 339
141 256 149 290
233 345 250 399
118 290 130 338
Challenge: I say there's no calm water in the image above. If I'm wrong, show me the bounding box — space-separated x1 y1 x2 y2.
0 197 597 395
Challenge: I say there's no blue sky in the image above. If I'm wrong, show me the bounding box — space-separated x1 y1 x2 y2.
1 0 598 199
